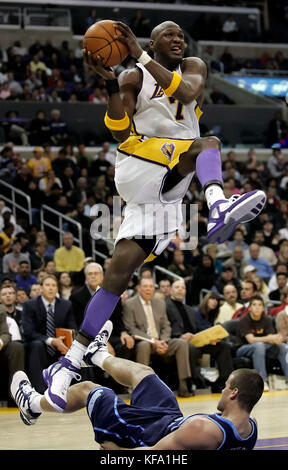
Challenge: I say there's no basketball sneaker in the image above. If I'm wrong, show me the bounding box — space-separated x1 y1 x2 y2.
42 356 81 412
83 320 113 366
207 190 266 244
10 371 42 425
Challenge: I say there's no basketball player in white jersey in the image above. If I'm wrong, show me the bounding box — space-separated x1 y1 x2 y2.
34 21 266 413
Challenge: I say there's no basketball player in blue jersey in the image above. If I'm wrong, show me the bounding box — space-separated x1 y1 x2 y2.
36 21 266 413
11 321 263 450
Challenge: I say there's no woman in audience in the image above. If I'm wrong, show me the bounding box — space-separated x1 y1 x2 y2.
58 271 74 300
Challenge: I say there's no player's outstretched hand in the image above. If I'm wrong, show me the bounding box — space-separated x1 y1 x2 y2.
82 48 116 80
114 22 143 60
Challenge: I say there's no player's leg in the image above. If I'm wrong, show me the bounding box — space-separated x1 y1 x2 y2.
167 136 266 243
10 369 97 425
42 239 147 413
84 320 154 389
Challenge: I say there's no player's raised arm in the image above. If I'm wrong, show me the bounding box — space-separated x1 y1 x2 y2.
114 21 207 105
83 49 140 142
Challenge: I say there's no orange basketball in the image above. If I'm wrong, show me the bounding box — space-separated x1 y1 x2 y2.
83 20 129 67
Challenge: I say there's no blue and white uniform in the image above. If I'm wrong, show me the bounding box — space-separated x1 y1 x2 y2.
86 374 258 450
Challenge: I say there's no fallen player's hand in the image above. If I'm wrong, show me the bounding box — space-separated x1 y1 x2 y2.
101 441 123 450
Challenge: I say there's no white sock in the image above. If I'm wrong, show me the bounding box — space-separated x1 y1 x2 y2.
65 340 87 368
205 184 226 209
93 351 112 370
31 393 43 414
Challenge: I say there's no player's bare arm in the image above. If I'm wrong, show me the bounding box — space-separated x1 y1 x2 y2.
83 48 141 142
114 21 206 105
102 417 223 450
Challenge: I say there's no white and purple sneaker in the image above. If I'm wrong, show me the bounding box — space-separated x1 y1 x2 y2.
42 357 81 412
83 320 113 366
10 371 42 426
207 190 266 243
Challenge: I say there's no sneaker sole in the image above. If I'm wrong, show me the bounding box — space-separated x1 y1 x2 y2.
207 190 266 243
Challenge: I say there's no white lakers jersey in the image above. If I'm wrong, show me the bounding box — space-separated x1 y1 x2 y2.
132 63 202 139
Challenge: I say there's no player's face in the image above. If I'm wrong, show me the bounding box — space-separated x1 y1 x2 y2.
217 376 233 412
153 26 185 61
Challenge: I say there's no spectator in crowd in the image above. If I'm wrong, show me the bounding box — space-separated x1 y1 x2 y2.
222 15 239 41
58 271 74 300
90 150 112 180
188 290 234 392
167 249 193 281
29 282 42 299
52 147 78 180
252 274 270 305
129 9 150 37
69 262 104 329
30 241 47 272
227 228 249 252
0 223 14 254
49 109 69 146
249 231 277 266
53 232 85 273
158 279 171 300
29 110 51 146
278 240 288 264
210 85 234 105
212 265 241 296
232 280 258 320
245 243 274 282
236 295 288 391
22 274 76 393
2 238 30 273
275 292 288 341
123 277 192 397
166 281 231 392
215 284 243 325
0 304 25 404
186 254 217 306
15 261 38 293
44 260 57 276
268 262 288 293
269 272 288 302
266 114 288 148
0 284 22 334
15 288 29 310
27 147 51 179
223 245 248 280
242 264 257 282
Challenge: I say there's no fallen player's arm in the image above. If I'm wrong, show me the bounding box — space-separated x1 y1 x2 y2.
102 417 222 450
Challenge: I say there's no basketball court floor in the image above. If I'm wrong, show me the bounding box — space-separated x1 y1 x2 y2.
1 389 288 451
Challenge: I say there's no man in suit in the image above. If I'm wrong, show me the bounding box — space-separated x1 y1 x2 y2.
22 274 76 393
166 279 234 392
123 277 192 397
70 263 134 359
69 262 104 329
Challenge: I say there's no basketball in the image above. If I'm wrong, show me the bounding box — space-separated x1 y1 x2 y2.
83 20 129 67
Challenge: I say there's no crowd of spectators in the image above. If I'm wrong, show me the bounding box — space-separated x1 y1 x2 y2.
0 136 288 404
0 26 287 114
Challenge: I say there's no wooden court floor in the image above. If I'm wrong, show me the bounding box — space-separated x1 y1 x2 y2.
1 389 288 451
